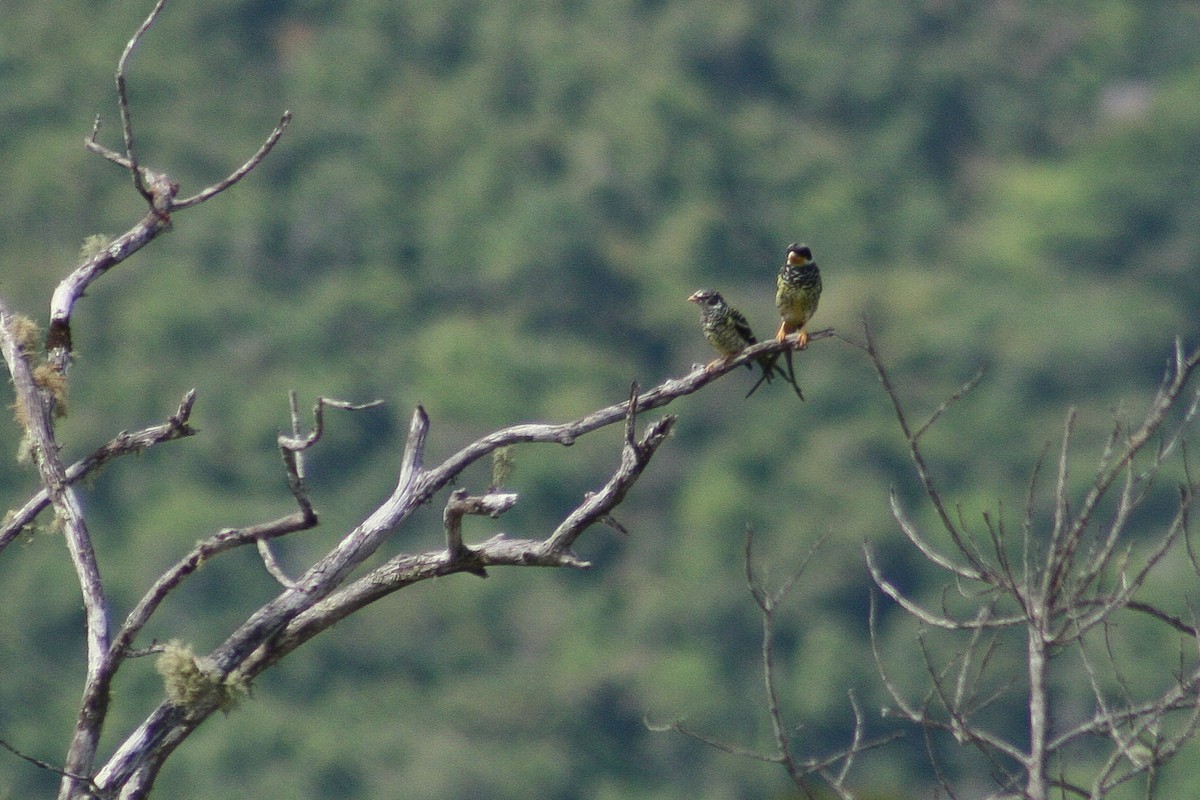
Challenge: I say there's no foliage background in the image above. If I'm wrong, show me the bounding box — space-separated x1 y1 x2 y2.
1 0 1199 797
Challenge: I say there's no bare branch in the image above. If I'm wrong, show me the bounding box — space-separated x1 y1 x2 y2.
868 333 1200 800
114 0 170 202
256 539 300 589
267 404 676 650
864 543 1023 631
543 384 675 554
46 189 177 361
442 488 521 577
889 489 985 582
94 382 684 794
1122 599 1200 637
1073 443 1138 598
0 390 197 553
419 332 832 501
61 4 291 366
175 111 293 208
914 368 986 442
279 393 383 454
85 114 132 168
276 393 383 525
758 554 804 790
853 321 988 576
1042 407 1077 602
832 691 867 788
871 590 932 727
1062 343 1200 551
72 389 386 793
655 533 894 798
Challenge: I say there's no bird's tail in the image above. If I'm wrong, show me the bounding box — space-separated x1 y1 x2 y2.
745 351 804 400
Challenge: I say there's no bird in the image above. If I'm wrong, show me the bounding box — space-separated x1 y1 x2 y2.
775 243 823 349
688 289 802 399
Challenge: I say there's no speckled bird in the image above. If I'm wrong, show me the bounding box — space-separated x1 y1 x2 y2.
775 243 823 349
689 289 758 363
689 289 802 399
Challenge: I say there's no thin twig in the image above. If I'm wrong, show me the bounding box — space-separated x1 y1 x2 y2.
115 0 170 201
175 111 293 208
914 368 986 442
854 320 988 576
0 390 197 553
0 736 97 786
864 544 1023 630
889 490 985 581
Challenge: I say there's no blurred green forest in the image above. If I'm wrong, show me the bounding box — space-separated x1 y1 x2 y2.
2 0 1199 797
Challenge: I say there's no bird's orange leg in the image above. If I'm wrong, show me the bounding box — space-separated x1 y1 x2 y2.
795 325 810 350
775 321 791 343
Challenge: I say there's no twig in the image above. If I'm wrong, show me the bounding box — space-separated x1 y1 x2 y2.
652 530 886 798
257 539 299 589
644 717 782 763
1062 342 1200 553
277 394 384 523
0 390 197 553
175 112 293 208
114 0 170 201
0 735 97 787
913 368 986 442
854 320 988 576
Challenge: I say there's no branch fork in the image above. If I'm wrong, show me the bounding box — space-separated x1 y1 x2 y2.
443 488 519 577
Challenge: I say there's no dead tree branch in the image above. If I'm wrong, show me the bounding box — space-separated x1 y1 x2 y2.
0 390 196 553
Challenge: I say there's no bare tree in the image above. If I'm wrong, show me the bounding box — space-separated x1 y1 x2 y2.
859 323 1200 800
0 4 818 799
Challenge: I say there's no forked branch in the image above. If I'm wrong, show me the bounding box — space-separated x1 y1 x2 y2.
55 0 290 363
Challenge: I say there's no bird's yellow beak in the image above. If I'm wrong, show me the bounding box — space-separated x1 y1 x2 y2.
687 291 703 303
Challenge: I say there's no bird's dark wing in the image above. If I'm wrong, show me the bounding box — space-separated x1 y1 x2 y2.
729 308 757 346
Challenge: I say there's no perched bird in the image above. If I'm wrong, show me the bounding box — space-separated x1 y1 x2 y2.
775 243 823 349
688 289 802 399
